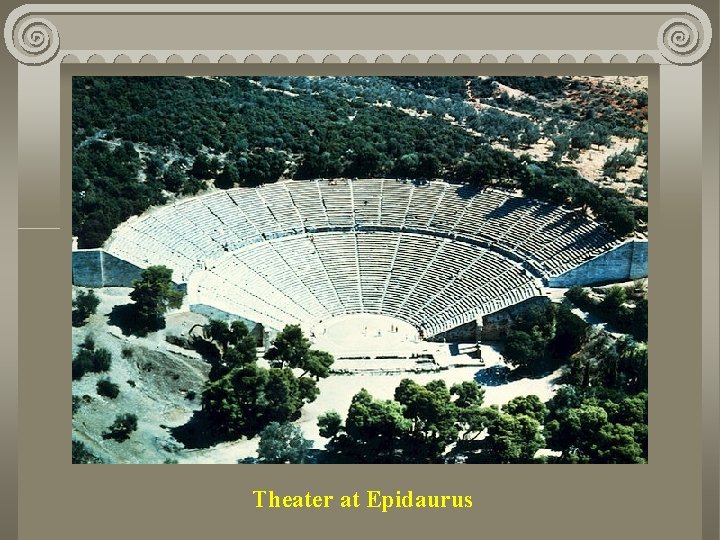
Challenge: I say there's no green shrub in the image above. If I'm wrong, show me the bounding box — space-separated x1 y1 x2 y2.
97 378 120 399
72 289 100 327
81 335 95 350
72 347 112 380
102 413 138 442
72 395 82 415
72 440 103 464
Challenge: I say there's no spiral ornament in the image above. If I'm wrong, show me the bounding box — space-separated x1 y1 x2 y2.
5 17 60 64
658 17 706 64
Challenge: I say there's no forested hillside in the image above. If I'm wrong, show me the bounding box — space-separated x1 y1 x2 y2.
72 76 647 248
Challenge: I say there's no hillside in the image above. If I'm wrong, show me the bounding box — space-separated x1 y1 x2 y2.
72 76 648 249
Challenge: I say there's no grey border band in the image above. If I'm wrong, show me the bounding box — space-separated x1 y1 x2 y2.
3 4 714 65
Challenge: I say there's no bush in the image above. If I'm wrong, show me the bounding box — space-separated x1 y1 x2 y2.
72 347 112 380
72 289 100 327
91 348 112 372
102 413 138 442
602 150 636 179
565 286 592 309
257 422 313 464
72 350 94 380
97 378 120 399
81 335 95 350
72 395 81 416
565 286 647 343
72 440 103 464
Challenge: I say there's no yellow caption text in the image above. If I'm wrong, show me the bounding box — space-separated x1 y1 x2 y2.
252 490 473 512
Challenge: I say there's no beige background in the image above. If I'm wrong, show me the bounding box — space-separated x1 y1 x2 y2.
1 2 718 540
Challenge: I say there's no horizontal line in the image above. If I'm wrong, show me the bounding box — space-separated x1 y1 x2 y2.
25 5 706 15
18 227 61 230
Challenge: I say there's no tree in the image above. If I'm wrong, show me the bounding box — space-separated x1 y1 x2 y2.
162 161 187 192
264 324 310 368
298 376 320 403
242 150 287 185
501 395 547 423
323 389 412 463
256 422 313 464
202 365 260 437
563 329 615 389
202 318 234 352
190 153 212 179
503 330 543 369
575 185 601 211
600 286 628 317
545 399 645 463
598 198 636 237
549 135 570 164
417 153 441 179
450 381 485 409
264 325 334 379
317 411 342 438
485 412 544 463
181 176 206 196
129 266 185 335
302 350 334 380
191 319 258 379
264 368 309 424
209 156 221 176
457 406 500 441
145 153 165 181
72 289 100 327
549 304 588 358
595 423 644 463
631 297 648 342
201 358 320 440
394 379 459 463
603 149 636 179
615 339 648 393
216 163 239 189
346 143 382 177
395 152 420 177
519 123 541 148
102 413 138 442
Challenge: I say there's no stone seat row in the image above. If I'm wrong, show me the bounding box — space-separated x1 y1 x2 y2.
106 178 621 282
185 231 540 336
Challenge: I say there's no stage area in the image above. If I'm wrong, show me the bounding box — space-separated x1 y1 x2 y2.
309 314 423 360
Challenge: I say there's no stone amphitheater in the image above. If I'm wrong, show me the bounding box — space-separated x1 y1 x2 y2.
74 178 646 340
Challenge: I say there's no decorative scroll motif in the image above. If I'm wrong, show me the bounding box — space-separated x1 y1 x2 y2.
658 17 708 64
3 6 713 66
5 16 60 65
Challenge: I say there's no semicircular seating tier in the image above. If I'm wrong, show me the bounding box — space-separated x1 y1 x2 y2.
104 178 621 336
